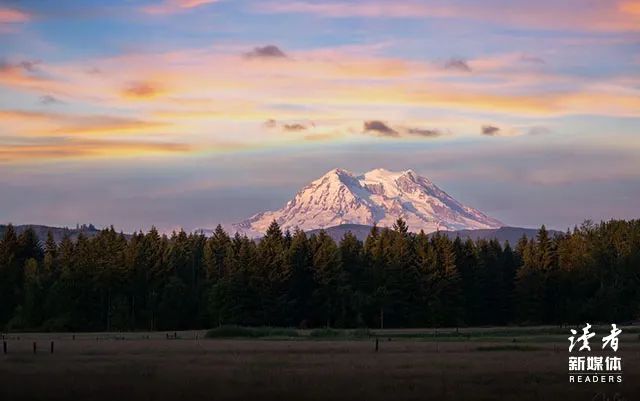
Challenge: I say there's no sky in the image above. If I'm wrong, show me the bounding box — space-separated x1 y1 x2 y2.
1 0 639 233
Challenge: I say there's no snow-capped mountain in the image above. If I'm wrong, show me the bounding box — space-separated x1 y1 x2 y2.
234 168 503 236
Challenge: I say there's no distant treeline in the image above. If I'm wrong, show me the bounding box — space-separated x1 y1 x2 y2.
0 219 638 331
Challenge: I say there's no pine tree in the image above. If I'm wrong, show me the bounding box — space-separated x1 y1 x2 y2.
203 225 232 282
256 220 286 325
311 230 343 327
339 231 366 326
0 224 19 326
386 219 421 326
284 229 314 327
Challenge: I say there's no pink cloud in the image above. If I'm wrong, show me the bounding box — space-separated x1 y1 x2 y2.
143 0 221 15
255 1 640 32
0 7 30 23
255 1 451 18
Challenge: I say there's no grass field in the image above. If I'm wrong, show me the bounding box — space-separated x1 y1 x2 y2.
1 327 638 400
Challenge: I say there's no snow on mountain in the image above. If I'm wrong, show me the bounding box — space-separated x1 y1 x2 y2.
233 168 503 236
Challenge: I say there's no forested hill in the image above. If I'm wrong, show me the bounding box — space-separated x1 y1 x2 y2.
0 219 638 332
307 224 562 244
0 224 102 243
3 223 557 245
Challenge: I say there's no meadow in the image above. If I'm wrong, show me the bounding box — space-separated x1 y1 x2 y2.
1 326 638 401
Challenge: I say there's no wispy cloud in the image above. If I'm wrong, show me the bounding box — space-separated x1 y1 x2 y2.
244 45 287 59
0 138 191 163
2 46 638 133
407 128 443 138
443 58 471 72
255 1 640 32
0 59 41 74
0 110 168 136
122 81 165 99
0 7 30 23
263 118 314 132
283 123 307 131
39 95 63 105
142 0 221 15
0 28 638 168
254 1 449 18
363 121 445 138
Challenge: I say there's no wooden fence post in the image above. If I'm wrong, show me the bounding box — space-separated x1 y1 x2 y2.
375 337 379 352
3 341 6 354
50 341 54 354
33 342 37 354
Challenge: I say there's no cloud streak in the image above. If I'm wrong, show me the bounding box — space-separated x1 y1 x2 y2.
264 119 314 132
142 0 221 15
364 121 445 138
0 110 168 136
283 123 307 131
407 128 443 138
255 1 640 32
0 138 191 163
122 81 164 99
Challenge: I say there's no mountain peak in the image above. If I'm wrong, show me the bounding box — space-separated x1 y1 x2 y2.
320 168 354 181
323 167 352 176
235 168 503 236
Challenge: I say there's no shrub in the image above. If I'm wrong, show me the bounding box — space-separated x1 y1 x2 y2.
205 326 298 338
309 328 342 338
350 328 372 338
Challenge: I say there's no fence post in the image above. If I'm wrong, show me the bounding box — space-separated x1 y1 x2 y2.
3 341 6 354
375 337 379 352
51 341 54 354
33 342 37 354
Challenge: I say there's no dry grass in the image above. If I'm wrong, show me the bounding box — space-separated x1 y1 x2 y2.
0 329 638 400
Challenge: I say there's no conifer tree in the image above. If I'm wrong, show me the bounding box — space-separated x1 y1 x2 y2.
312 230 343 327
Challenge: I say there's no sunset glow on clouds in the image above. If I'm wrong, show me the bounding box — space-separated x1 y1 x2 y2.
1 0 639 231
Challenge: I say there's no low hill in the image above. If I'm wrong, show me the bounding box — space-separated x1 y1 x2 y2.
0 224 103 243
307 224 562 244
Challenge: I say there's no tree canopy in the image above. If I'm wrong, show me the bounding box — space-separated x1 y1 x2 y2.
0 219 638 331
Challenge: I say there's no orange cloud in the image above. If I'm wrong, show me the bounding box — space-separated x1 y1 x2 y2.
0 138 192 164
0 7 30 23
122 81 166 100
0 59 52 90
0 110 169 136
619 1 640 16
1 42 638 167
